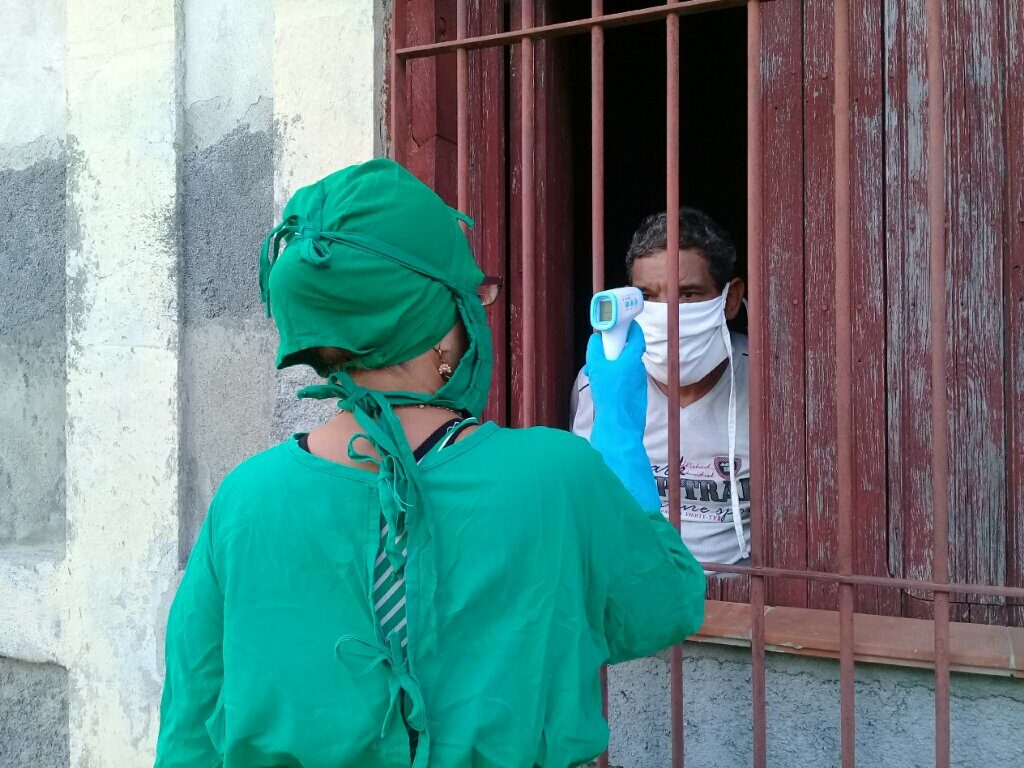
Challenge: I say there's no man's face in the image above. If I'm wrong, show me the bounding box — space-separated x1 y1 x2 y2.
630 248 745 319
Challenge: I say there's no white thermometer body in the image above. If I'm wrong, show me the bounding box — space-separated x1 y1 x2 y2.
590 287 644 360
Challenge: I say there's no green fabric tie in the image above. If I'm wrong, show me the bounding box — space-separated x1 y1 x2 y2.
259 158 493 754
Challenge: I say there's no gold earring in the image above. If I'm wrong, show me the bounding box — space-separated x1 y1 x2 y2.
435 347 453 380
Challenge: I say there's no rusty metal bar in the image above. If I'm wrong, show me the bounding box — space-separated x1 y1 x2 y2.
833 1 856 765
666 4 684 766
925 0 951 765
390 2 407 164
456 0 469 214
593 2 608 766
746 2 767 766
396 0 746 59
521 0 537 426
699 563 1024 600
592 0 605 295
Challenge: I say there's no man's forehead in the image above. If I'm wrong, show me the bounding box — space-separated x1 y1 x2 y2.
631 248 716 286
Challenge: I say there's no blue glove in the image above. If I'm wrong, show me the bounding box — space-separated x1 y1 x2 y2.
585 321 661 512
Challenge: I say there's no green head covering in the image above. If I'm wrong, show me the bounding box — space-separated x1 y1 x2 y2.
258 160 493 760
260 157 491 414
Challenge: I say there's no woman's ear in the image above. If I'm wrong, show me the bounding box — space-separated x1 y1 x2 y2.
436 321 469 362
724 278 746 320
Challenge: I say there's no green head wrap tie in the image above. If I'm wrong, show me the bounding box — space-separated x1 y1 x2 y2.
259 159 492 762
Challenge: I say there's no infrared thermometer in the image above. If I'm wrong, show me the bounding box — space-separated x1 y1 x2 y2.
590 287 644 360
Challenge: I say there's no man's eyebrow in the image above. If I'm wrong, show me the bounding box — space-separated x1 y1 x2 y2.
678 282 708 291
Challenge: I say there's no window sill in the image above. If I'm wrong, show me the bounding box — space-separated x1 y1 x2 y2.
691 600 1024 678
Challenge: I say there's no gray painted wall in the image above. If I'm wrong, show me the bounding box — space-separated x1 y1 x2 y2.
178 0 277 558
606 643 1024 767
0 657 68 768
179 117 277 557
177 0 336 557
0 159 66 548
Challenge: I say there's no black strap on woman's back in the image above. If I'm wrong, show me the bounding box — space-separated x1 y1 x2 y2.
297 417 466 462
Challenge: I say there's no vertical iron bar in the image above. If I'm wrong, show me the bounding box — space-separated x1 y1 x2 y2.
666 3 684 767
746 2 767 767
521 0 537 426
833 1 857 765
593 2 609 766
925 0 950 765
456 0 469 214
390 2 408 164
592 0 605 294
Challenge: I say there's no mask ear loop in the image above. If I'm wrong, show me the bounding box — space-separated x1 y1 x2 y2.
721 287 748 560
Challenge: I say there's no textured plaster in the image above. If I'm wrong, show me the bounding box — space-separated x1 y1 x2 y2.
270 0 377 441
606 643 1024 768
0 658 69 768
272 0 375 207
64 1 182 764
183 0 272 152
0 0 65 170
0 158 67 546
178 0 277 560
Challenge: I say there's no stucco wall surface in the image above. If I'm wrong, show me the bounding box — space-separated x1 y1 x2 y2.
4 1 1023 767
0 0 67 548
0 658 69 768
607 643 1024 768
179 0 276 557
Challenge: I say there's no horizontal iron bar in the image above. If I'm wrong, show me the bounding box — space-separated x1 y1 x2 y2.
701 563 1024 600
395 0 748 59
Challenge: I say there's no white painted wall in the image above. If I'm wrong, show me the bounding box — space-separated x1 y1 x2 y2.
0 0 65 169
0 0 379 764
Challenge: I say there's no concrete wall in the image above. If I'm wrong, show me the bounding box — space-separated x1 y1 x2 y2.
0 0 66 550
607 643 1024 768
0 3 70 766
178 0 277 557
2 1 1022 767
0 1 379 765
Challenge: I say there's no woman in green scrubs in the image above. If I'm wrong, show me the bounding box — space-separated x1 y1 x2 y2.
155 159 705 768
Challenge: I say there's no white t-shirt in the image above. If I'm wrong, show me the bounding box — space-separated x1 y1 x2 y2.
570 332 751 565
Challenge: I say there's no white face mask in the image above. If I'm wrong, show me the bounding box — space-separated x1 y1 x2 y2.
634 285 749 560
635 286 731 386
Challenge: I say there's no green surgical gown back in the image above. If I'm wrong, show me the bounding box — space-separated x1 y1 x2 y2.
156 422 705 768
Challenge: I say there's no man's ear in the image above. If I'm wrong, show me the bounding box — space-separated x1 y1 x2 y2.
724 278 746 320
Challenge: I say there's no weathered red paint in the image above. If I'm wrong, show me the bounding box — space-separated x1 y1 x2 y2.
746 4 767 765
926 2 951 763
760 0 808 609
803 0 894 618
398 0 1024 632
1006 0 1024 629
508 0 575 429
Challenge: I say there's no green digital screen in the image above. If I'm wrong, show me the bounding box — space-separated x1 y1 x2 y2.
599 299 613 322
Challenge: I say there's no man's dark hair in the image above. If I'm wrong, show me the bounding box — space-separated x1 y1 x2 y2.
626 207 737 289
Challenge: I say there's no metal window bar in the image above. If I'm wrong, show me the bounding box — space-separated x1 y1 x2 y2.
521 0 538 427
745 3 767 766
833 1 857 765
591 2 610 767
387 2 995 766
926 0 951 765
664 3 685 765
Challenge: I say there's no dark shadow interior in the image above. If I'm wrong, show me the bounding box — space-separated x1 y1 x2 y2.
559 2 749 372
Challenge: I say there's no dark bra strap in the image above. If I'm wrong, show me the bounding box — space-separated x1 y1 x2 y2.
297 417 467 462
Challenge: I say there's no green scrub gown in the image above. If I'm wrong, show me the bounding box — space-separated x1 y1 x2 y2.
156 423 705 768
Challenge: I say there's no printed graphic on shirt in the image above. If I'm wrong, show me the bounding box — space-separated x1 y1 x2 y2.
653 460 751 523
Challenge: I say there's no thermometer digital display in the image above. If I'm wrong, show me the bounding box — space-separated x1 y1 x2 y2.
590 287 643 360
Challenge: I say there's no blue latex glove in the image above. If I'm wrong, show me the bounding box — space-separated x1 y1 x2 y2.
585 321 661 512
